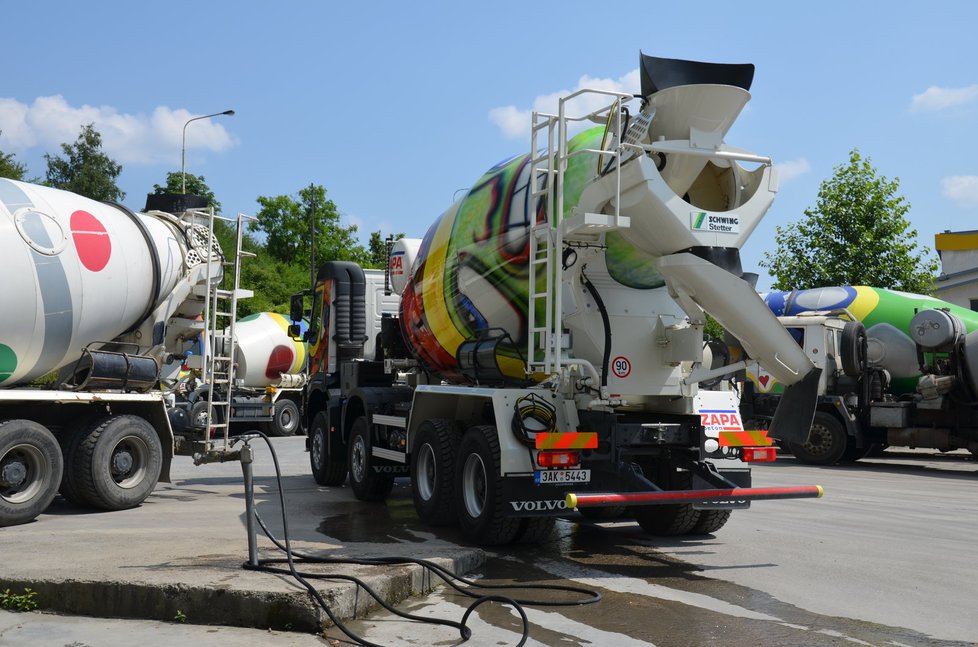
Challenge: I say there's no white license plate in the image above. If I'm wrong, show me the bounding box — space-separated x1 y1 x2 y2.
535 469 591 484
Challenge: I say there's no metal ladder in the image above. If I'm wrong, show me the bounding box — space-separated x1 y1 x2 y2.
200 213 255 451
526 90 633 378
527 111 558 375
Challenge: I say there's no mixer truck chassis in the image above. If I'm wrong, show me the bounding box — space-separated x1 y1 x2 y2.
0 179 237 526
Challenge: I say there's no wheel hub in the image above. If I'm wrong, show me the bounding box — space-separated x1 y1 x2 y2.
416 444 435 501
805 425 831 455
112 449 134 476
280 410 294 429
109 436 148 488
461 454 487 518
0 444 47 502
1 459 27 489
311 432 324 469
351 437 366 481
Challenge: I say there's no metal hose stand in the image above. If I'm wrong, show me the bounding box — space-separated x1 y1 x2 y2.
239 442 259 567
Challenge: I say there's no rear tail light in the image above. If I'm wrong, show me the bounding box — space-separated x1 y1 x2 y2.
537 450 581 468
742 447 777 462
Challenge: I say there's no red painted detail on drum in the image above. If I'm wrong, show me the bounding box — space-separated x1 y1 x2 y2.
70 210 111 272
266 345 295 378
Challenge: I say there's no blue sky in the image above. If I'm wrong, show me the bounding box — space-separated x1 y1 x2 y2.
2 2 976 290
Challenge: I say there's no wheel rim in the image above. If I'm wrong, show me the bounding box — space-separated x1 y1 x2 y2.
311 430 325 470
416 443 436 502
1 443 49 504
461 453 487 519
351 435 367 482
109 435 149 489
803 422 834 458
278 406 297 433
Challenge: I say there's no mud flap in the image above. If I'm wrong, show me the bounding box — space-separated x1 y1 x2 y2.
768 367 822 445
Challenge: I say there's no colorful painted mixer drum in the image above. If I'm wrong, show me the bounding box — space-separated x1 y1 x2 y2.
233 312 307 387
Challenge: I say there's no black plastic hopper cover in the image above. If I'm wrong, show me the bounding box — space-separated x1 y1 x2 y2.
639 52 754 97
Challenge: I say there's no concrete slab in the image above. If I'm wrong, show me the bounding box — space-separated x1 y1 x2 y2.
0 436 484 634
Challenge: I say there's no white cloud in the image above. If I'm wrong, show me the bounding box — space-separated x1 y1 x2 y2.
942 175 978 207
910 85 978 112
775 158 811 184
489 69 641 140
0 95 237 165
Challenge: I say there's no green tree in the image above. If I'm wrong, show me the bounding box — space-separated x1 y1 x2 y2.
251 183 368 266
44 123 125 201
0 131 28 180
761 149 938 293
366 230 405 269
151 171 222 213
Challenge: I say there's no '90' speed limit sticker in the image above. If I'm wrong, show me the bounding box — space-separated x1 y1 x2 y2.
612 356 631 378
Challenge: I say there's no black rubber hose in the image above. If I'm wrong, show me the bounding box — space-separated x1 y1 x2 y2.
236 432 600 647
581 268 612 387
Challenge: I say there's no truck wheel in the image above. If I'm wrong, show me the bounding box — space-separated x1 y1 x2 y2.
633 468 701 536
411 419 459 526
788 411 847 465
454 425 521 545
71 415 163 510
310 412 346 486
266 399 300 437
0 420 63 527
348 416 395 502
689 509 732 535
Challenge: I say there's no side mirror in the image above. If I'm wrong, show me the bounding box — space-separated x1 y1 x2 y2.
287 324 301 340
290 293 305 323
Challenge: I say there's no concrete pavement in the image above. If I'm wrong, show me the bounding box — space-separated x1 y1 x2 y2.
0 436 484 636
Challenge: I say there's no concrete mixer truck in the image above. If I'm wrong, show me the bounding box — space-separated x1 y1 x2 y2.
182 311 308 437
0 179 235 526
290 53 825 545
740 286 978 464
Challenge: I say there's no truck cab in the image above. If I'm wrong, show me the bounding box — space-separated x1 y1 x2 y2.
743 313 872 464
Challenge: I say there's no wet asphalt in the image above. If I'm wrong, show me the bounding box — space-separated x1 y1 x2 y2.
2 438 976 646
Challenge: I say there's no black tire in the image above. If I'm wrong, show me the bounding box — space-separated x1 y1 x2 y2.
514 517 556 544
689 509 732 535
309 411 346 486
411 419 460 526
788 411 848 465
265 399 300 437
71 415 163 510
454 425 521 545
841 321 867 378
632 467 701 536
578 505 627 521
0 420 63 527
841 440 878 462
58 418 94 506
348 416 395 502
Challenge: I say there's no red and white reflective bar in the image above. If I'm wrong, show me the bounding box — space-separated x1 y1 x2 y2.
565 485 823 509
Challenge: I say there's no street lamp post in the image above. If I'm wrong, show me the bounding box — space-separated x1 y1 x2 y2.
181 109 235 194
